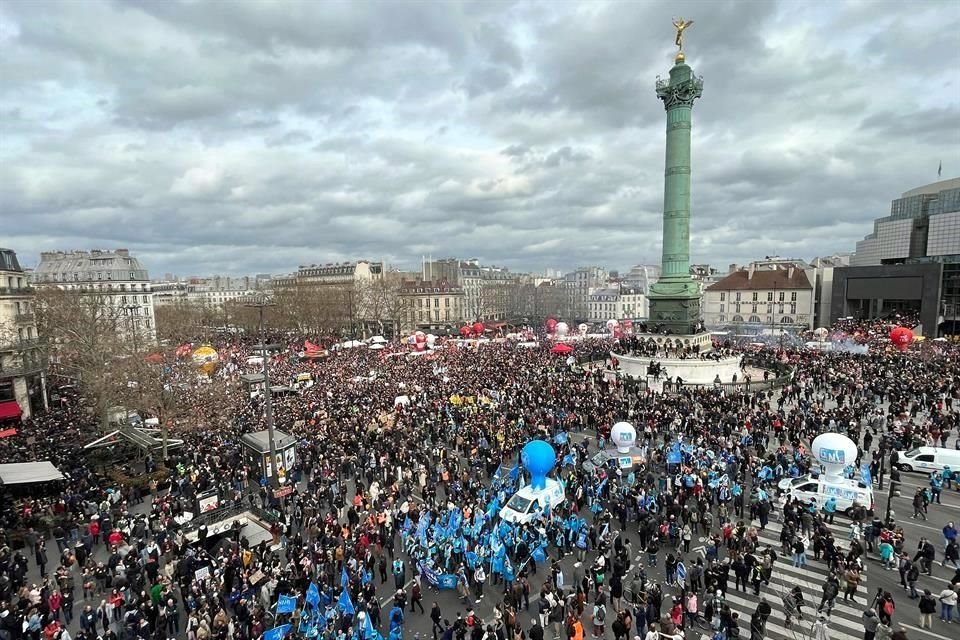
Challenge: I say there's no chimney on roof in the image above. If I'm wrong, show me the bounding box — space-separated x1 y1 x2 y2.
748 264 755 281
788 265 795 279
728 263 737 273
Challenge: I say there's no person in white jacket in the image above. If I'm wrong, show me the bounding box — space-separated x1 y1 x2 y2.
938 585 958 623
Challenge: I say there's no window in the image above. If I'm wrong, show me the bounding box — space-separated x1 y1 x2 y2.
719 292 725 301
719 304 724 312
142 295 147 303
434 310 440 322
418 311 424 322
767 291 773 301
781 317 794 324
735 292 741 301
445 298 450 308
130 272 136 279
751 304 757 313
445 309 450 321
417 299 422 309
790 303 796 314
779 291 785 302
434 298 439 308
97 272 102 280
791 292 797 302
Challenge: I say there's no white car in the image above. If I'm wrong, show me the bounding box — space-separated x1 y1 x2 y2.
499 479 564 524
777 474 874 516
895 447 960 474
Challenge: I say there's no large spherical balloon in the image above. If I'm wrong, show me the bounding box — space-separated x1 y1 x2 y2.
555 321 569 337
472 322 485 336
578 323 588 335
812 327 829 340
192 346 219 375
811 433 857 474
459 325 471 337
606 319 619 332
521 440 557 490
623 319 634 332
610 422 637 453
545 318 558 333
890 326 913 352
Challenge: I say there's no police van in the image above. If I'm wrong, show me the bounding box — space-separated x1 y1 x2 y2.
894 447 960 475
777 473 874 516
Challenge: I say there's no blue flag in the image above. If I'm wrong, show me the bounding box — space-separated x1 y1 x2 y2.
362 569 372 585
860 463 872 486
305 583 320 608
338 589 355 616
276 594 297 614
554 432 568 445
364 610 376 639
340 567 349 588
562 453 575 467
509 464 520 481
263 625 292 640
531 543 546 564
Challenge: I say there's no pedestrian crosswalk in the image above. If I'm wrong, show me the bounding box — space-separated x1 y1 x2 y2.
686 518 871 640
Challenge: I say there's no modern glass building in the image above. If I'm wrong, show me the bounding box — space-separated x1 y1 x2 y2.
835 178 960 336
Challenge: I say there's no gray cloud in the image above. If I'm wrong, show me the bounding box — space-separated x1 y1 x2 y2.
0 0 958 279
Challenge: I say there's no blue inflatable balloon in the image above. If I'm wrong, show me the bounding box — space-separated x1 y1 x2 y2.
521 440 556 490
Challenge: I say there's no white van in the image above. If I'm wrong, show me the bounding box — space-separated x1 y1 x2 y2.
499 479 564 524
895 447 960 474
777 474 874 515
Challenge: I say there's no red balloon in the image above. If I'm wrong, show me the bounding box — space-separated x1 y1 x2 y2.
545 318 557 333
889 326 913 351
472 322 485 336
459 326 471 337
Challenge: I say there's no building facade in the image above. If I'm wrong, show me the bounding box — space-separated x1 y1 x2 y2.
398 280 466 334
0 249 47 421
32 249 157 344
841 178 960 335
704 264 815 332
563 267 608 322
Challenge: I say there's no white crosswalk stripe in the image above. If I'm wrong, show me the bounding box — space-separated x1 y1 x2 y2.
687 517 874 640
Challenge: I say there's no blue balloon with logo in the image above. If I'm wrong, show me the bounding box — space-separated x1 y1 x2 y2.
521 440 556 490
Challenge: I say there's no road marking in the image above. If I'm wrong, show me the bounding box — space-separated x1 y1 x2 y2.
899 623 952 640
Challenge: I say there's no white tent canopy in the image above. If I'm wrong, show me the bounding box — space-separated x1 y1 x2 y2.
369 336 388 344
0 461 65 485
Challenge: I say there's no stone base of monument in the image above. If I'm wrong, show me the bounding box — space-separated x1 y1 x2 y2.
645 375 664 394
616 350 744 386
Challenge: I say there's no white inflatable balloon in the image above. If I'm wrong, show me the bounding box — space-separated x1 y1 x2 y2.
811 432 857 476
610 422 637 454
578 323 588 335
813 327 829 339
606 319 619 332
556 321 569 337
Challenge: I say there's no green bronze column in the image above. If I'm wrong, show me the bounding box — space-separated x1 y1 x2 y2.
647 48 704 335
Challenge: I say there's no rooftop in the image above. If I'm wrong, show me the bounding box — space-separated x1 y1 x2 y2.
706 266 812 291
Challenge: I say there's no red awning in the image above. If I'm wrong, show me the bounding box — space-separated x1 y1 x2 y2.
0 401 22 421
0 428 17 438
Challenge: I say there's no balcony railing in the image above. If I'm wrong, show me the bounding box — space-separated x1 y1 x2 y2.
0 361 47 378
15 313 35 324
0 286 34 296
0 337 44 353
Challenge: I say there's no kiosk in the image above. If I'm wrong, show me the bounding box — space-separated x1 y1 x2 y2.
240 429 297 483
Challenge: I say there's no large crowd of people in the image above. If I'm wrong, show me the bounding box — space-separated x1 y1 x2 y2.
1 315 958 640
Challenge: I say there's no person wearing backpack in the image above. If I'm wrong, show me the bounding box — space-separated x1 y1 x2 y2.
878 592 895 625
592 602 606 639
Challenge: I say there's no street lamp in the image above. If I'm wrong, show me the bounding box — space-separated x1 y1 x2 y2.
246 295 282 486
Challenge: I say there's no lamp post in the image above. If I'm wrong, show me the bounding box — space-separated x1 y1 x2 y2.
246 296 282 486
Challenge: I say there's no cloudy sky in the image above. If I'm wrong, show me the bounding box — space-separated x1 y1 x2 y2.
2 0 958 278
